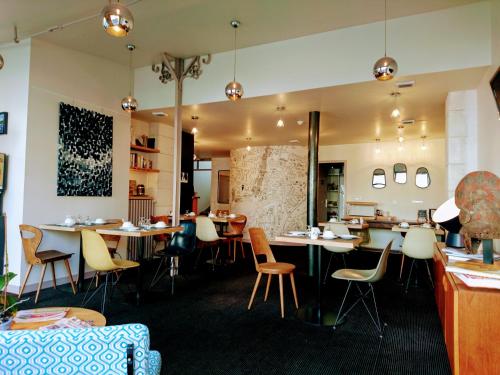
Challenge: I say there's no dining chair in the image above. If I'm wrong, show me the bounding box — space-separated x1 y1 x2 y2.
223 215 247 262
331 240 393 337
195 216 221 270
248 227 298 318
18 225 77 303
323 223 355 284
151 215 171 251
401 227 437 293
150 221 197 294
81 230 140 313
215 209 230 217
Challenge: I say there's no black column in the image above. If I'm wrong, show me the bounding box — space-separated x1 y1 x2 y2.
307 111 320 278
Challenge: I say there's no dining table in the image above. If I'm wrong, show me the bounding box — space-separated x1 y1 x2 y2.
10 307 106 330
39 221 122 292
275 233 363 326
96 226 183 304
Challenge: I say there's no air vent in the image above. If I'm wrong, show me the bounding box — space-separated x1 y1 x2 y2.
401 119 415 126
396 80 415 89
152 111 167 117
289 139 300 143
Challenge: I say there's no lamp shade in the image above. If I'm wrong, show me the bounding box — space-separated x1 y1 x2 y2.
433 197 464 247
101 2 134 37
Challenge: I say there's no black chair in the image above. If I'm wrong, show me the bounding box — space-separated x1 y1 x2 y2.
150 221 196 294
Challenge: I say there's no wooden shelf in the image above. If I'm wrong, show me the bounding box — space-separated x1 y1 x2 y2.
130 167 160 173
346 201 377 206
130 144 160 153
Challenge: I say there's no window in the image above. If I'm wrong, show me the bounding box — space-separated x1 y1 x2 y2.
393 163 407 184
416 167 431 188
372 168 386 189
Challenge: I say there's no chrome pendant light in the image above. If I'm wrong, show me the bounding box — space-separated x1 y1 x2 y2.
101 0 134 37
373 0 398 81
121 44 138 112
0 54 4 70
225 20 244 101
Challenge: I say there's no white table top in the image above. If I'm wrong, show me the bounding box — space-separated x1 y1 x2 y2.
275 234 362 249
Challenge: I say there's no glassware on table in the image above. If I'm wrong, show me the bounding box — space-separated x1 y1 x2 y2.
84 216 92 226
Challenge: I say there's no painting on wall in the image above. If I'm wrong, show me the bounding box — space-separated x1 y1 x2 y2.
57 102 113 196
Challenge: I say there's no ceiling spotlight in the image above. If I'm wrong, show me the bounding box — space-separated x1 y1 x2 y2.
246 137 252 151
373 0 398 81
101 0 134 37
191 127 198 135
296 120 304 126
375 138 381 154
276 106 285 128
121 44 138 112
225 20 243 101
420 136 428 150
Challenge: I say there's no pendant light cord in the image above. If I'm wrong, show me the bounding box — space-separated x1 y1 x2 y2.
384 0 387 57
233 26 237 82
129 48 133 96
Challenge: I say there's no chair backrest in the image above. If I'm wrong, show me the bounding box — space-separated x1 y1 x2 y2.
19 225 42 265
81 230 118 272
151 215 171 241
0 323 157 374
325 223 350 235
228 215 247 234
168 221 197 255
368 240 393 282
248 227 276 270
196 216 220 242
402 228 437 259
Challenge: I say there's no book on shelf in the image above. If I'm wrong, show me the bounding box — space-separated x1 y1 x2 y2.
454 273 500 290
14 308 69 323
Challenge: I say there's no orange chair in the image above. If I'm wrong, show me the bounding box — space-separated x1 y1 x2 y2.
223 215 247 262
248 228 298 318
19 225 76 303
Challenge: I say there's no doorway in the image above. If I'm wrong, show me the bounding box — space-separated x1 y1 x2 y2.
318 162 346 222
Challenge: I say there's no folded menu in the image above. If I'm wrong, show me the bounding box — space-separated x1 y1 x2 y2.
454 273 500 290
39 317 93 330
14 308 69 323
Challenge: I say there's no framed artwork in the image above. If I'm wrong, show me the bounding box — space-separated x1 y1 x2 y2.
57 103 113 196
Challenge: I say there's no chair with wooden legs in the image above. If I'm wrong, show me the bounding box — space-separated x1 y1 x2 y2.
18 225 76 303
248 227 298 318
223 215 247 262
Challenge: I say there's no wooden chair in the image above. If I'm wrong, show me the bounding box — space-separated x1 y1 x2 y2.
18 225 76 303
215 209 229 217
248 228 298 318
223 215 247 262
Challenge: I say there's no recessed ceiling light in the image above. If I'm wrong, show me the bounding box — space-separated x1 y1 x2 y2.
152 111 167 117
296 120 304 126
191 115 199 120
289 139 299 143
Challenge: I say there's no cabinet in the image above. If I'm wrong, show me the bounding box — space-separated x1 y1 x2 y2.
318 163 344 222
433 243 500 375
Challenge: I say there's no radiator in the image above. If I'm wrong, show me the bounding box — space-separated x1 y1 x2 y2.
128 198 155 260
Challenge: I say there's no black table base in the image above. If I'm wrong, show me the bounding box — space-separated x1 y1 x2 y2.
296 304 345 326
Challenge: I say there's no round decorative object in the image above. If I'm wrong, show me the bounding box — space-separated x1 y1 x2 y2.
455 171 500 240
373 56 398 81
225 81 243 101
101 2 134 37
121 95 138 112
0 54 4 70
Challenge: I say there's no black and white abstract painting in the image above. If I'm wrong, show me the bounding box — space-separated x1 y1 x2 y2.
57 102 113 196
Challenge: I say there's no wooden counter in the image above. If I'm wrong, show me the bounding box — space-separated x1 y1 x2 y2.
434 243 500 375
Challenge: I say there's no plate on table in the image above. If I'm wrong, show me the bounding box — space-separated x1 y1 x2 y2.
322 234 337 240
288 231 306 236
120 226 139 231
339 234 359 240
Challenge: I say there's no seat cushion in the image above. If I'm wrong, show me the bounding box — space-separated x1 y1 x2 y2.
258 262 295 274
149 350 162 375
37 250 72 263
332 268 375 281
113 259 140 269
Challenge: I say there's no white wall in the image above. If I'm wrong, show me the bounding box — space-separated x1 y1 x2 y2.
136 2 492 109
210 157 231 212
194 170 211 212
319 138 447 221
0 40 31 285
14 39 131 292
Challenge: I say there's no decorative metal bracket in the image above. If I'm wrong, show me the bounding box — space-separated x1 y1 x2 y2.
152 53 211 84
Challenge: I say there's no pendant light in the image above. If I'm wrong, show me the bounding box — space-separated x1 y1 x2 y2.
191 115 199 134
420 136 428 150
375 138 381 154
101 0 134 37
121 44 138 112
390 92 401 118
245 137 252 151
276 106 285 128
397 125 404 146
373 0 398 81
225 20 244 101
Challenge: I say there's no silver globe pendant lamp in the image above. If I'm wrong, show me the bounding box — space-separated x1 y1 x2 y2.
225 20 244 101
101 0 134 37
121 44 138 112
373 0 398 81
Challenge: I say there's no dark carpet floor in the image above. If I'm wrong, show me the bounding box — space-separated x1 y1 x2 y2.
23 245 451 375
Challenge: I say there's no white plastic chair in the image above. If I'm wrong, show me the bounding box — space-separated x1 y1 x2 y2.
323 223 355 283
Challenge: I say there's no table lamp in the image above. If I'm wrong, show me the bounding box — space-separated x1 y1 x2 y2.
432 197 464 248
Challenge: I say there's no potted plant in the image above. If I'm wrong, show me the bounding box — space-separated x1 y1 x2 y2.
0 272 27 330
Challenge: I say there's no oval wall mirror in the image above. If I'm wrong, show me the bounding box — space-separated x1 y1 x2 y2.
393 163 407 184
372 168 386 189
416 167 431 188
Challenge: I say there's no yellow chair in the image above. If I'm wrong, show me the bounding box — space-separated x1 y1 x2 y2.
81 230 139 313
401 227 437 293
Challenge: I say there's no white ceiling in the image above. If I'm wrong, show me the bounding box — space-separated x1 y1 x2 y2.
1 0 483 67
133 67 488 157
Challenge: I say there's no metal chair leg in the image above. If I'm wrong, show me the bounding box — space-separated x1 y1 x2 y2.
425 259 434 289
323 252 335 284
101 273 109 314
150 256 168 288
333 281 352 330
405 259 416 293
